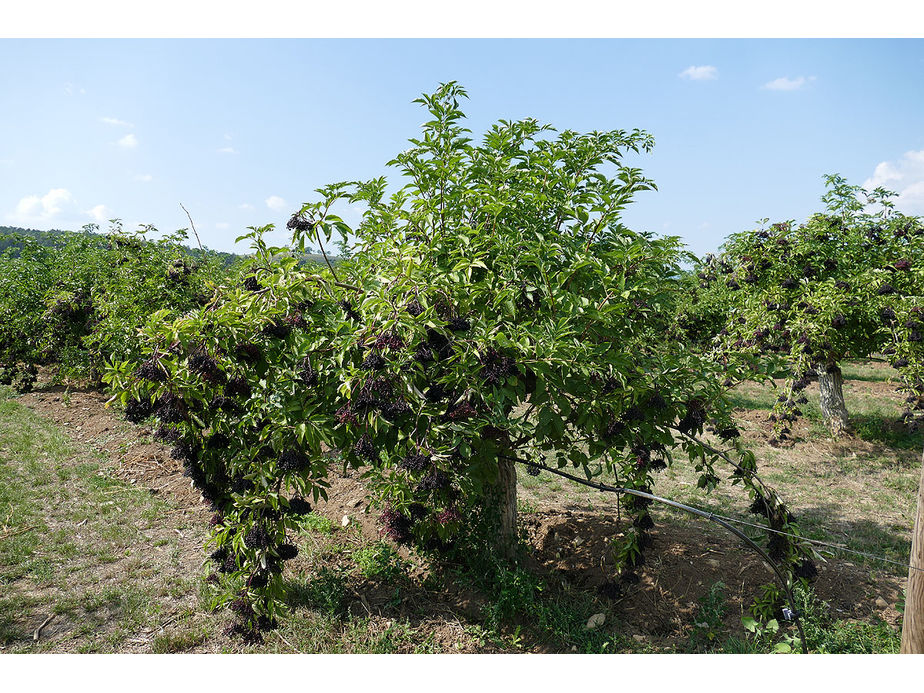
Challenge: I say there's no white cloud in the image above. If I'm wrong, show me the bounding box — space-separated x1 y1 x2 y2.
64 83 86 96
864 150 924 214
224 133 233 140
133 173 153 182
117 133 138 149
217 146 237 154
239 203 254 211
762 76 814 91
85 204 112 223
265 196 287 211
215 222 230 230
8 188 75 224
100 116 133 127
679 65 717 81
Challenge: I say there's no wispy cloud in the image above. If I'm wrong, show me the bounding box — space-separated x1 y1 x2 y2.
217 146 237 154
679 65 717 81
265 196 287 212
762 76 814 91
117 134 138 149
8 188 75 224
215 222 230 230
85 204 112 223
239 203 255 211
864 150 924 215
100 116 133 127
133 173 153 183
64 83 86 96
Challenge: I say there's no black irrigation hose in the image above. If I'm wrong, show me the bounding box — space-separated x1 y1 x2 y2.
507 457 810 654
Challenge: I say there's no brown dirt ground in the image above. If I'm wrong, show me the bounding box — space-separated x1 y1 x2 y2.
10 373 910 653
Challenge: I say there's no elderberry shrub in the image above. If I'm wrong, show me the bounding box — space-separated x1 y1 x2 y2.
714 173 924 442
105 84 820 640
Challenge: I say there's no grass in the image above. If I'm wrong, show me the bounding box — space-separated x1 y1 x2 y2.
0 386 211 652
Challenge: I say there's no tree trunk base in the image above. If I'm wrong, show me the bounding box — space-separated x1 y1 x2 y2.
494 456 518 558
818 363 849 436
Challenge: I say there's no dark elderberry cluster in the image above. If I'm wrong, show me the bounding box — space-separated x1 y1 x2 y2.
447 317 470 331
353 435 378 463
210 547 235 573
124 397 153 423
336 404 357 424
425 383 451 403
340 300 361 322
166 258 193 283
380 505 414 544
154 425 182 444
297 358 318 385
374 330 405 350
416 469 450 493
235 342 262 364
406 299 424 317
362 352 386 371
178 447 224 509
224 377 252 399
677 399 707 435
189 353 225 385
418 327 453 363
243 275 262 292
244 525 271 549
894 259 912 271
479 347 519 386
287 497 313 516
286 213 314 233
277 448 311 474
602 418 626 443
155 392 187 424
211 396 242 414
135 357 167 382
443 400 476 422
831 314 847 329
877 283 896 296
261 320 291 340
283 312 309 330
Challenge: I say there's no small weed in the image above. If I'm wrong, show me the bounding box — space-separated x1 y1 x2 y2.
352 542 406 581
152 628 209 653
289 567 349 617
684 581 729 652
299 512 335 535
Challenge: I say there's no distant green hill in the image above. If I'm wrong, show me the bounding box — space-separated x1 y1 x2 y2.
0 225 337 268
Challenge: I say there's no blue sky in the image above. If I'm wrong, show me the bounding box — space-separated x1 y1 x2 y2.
1 38 923 257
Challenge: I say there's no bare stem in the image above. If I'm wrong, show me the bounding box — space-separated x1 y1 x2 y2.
179 203 204 252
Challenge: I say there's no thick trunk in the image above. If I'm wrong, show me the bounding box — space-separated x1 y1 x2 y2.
494 455 518 557
818 363 849 436
901 449 924 653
